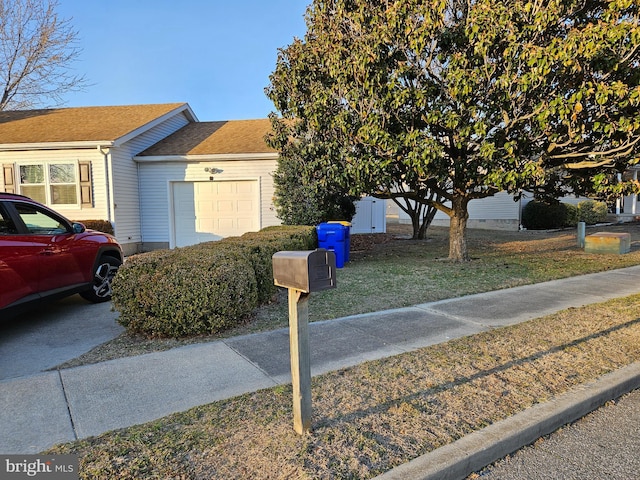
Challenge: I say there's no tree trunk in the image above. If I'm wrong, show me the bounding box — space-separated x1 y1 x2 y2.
448 197 470 262
409 202 438 240
410 214 421 239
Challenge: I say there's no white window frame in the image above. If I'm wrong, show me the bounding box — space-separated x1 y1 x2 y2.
17 160 81 208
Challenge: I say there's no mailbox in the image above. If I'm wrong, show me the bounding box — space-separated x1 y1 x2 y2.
273 249 337 293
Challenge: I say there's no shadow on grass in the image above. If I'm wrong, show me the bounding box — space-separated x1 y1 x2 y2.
313 316 640 430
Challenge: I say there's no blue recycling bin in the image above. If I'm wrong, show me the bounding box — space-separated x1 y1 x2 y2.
328 221 351 263
316 222 349 268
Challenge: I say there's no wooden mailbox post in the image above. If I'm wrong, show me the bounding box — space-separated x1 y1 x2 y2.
272 249 337 434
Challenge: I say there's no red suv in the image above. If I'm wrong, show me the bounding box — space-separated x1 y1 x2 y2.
0 193 123 319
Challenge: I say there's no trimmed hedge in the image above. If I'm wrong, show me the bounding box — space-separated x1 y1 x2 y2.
112 225 316 338
75 219 115 235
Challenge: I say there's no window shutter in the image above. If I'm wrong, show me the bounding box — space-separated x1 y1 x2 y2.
3 164 15 193
79 161 93 206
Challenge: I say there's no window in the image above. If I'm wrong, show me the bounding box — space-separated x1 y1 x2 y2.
0 203 18 234
14 202 68 235
19 162 79 206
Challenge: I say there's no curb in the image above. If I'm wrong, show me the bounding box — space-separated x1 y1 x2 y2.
374 362 640 480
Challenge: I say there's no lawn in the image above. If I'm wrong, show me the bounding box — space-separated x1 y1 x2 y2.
63 221 640 365
47 222 640 479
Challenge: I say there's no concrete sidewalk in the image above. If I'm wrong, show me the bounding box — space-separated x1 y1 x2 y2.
2 266 640 475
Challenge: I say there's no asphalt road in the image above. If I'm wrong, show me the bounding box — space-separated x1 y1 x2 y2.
473 388 640 480
0 295 123 380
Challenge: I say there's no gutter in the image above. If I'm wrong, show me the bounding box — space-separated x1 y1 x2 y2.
133 152 279 163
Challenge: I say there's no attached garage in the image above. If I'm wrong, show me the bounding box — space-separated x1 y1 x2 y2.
134 119 280 251
172 180 260 247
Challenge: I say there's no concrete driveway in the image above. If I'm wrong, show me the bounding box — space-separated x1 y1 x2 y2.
0 295 123 381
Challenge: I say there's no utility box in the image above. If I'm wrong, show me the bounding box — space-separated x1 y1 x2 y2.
273 249 337 293
584 232 631 254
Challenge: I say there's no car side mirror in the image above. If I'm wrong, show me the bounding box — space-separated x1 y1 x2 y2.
72 222 86 234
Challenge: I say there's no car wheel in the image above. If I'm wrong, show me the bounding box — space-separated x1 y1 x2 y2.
80 255 122 303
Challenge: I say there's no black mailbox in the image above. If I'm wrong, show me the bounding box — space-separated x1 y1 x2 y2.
273 249 337 293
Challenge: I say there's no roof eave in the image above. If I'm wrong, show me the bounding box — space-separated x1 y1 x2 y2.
0 141 115 151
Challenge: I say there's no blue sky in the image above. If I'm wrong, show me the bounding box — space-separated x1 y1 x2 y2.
56 1 309 121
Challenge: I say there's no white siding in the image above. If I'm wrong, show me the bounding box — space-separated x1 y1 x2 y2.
138 157 279 245
351 197 387 234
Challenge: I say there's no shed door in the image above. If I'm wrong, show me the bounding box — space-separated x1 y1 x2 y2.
173 181 259 247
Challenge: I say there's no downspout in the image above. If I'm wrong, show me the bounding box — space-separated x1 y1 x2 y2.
98 145 114 225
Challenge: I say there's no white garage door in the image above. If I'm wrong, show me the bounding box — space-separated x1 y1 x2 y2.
173 181 259 247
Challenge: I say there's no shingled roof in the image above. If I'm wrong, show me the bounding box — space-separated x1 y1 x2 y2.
137 119 277 156
0 103 191 145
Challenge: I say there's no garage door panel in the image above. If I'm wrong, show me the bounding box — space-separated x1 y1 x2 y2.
216 200 234 212
216 182 234 194
237 200 254 212
237 182 254 194
173 181 259 247
237 218 254 230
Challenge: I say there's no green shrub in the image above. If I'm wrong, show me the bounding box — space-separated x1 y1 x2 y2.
577 200 608 224
75 219 114 235
114 245 258 338
521 201 570 229
223 225 317 303
112 225 317 338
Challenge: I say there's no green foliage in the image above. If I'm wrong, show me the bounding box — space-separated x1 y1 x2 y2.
522 201 572 230
521 199 608 229
267 0 640 260
577 200 608 225
114 246 258 338
565 203 579 227
268 116 357 225
112 226 316 338
224 227 317 303
76 219 114 235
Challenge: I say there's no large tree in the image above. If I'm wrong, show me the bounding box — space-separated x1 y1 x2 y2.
0 0 86 110
267 0 640 261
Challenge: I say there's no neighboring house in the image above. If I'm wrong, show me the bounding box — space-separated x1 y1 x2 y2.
389 191 623 231
387 192 524 231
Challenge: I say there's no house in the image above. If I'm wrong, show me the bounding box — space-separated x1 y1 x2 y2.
0 103 280 255
0 103 386 255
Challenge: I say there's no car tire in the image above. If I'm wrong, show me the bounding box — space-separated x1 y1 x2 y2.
80 255 122 303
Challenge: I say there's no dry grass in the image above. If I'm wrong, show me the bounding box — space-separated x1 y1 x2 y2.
47 295 640 479
44 222 640 478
